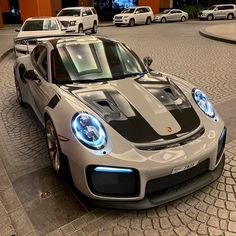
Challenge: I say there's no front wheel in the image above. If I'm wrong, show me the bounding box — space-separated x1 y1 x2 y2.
146 17 151 25
78 24 83 33
46 118 72 180
15 79 25 107
161 17 166 23
91 21 97 33
129 18 135 27
207 14 213 21
181 16 186 22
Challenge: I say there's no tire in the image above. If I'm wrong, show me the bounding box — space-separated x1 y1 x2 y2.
78 24 83 33
129 18 135 27
146 17 151 25
161 17 166 23
115 23 121 27
207 14 213 21
181 16 186 22
45 118 72 181
227 13 234 20
15 78 25 107
91 21 97 33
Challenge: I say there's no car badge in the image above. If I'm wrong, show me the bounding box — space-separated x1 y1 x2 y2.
167 127 172 133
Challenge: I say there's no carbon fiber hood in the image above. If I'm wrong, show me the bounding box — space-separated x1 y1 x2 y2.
59 75 201 144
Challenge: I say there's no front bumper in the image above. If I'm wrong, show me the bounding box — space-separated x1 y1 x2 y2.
78 154 225 209
198 14 208 19
153 18 162 22
113 19 129 25
63 120 226 209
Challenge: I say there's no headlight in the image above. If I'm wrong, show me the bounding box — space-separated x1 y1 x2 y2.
70 21 76 26
71 112 107 150
192 89 215 118
123 16 129 18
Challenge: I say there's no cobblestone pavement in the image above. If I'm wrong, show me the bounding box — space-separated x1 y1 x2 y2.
0 21 236 236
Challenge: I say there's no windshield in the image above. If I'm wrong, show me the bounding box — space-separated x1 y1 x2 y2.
52 40 146 84
58 9 81 16
22 20 59 31
122 8 135 13
207 5 216 10
161 9 170 14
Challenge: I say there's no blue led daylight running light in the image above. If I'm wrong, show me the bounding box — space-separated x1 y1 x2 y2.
94 167 133 173
72 112 107 150
193 89 215 118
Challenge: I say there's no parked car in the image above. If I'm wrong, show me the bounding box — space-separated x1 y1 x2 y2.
113 6 154 26
154 9 189 23
198 4 236 21
14 34 226 209
57 7 98 33
14 17 65 57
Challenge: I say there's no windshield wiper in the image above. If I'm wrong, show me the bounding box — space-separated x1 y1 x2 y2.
71 78 113 84
114 72 147 80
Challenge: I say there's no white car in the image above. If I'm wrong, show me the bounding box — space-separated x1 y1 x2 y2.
14 17 65 57
14 35 226 209
113 6 154 27
198 4 236 21
154 9 189 23
57 7 98 33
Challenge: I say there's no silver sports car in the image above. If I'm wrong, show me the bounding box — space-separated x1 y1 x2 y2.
14 35 226 209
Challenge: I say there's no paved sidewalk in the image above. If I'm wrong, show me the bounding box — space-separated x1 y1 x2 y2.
0 25 18 58
200 22 236 44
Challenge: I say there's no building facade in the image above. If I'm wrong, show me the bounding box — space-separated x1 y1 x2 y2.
0 0 172 27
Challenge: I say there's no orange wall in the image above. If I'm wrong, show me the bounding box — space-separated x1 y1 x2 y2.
80 0 93 6
139 0 160 14
51 0 62 16
160 0 171 9
0 4 3 28
37 0 52 16
0 0 10 12
19 0 53 21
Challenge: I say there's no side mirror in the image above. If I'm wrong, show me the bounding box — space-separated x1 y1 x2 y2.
15 28 20 32
24 70 40 81
143 56 153 68
82 13 87 17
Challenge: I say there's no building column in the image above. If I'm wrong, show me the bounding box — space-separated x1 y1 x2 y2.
0 5 3 28
19 0 55 21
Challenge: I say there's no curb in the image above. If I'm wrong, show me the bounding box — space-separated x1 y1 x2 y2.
199 29 236 45
99 24 113 27
0 48 14 63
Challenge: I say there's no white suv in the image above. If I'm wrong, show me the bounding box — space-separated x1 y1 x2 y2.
57 7 98 33
198 4 236 21
113 6 154 27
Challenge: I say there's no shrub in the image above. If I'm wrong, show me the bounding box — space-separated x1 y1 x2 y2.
180 5 206 19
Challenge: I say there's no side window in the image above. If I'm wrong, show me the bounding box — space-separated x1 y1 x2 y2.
176 10 182 13
217 6 223 10
31 45 48 79
136 8 143 14
86 9 92 16
224 6 233 10
170 10 177 14
82 9 87 16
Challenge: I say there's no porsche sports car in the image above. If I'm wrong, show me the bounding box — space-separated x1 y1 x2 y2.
14 35 226 209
